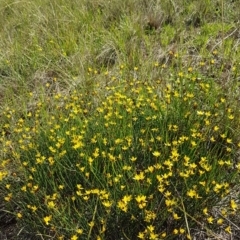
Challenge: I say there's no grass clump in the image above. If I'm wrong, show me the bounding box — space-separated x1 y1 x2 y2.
1 62 240 239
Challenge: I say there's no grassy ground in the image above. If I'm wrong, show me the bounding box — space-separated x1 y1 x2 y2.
0 0 240 239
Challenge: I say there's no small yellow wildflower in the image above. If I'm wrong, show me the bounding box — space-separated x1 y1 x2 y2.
88 221 95 228
165 198 176 207
217 218 224 225
47 201 55 209
173 212 181 220
76 228 83 234
71 235 78 240
130 156 137 162
152 151 161 157
207 216 214 224
133 172 145 181
173 229 178 234
137 232 145 239
179 228 185 234
187 189 198 198
117 200 127 212
4 193 12 202
230 199 238 211
135 195 147 209
122 195 132 203
43 215 52 225
146 225 154 233
203 207 208 215
149 232 158 239
161 232 166 238
187 234 192 239
102 200 112 208
225 226 231 234
21 185 27 192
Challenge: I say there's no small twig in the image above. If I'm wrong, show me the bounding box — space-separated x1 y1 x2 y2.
17 226 25 236
180 197 191 238
122 230 131 240
170 182 191 238
87 196 99 240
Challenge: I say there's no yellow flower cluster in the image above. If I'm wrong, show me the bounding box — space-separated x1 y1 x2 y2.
0 64 239 239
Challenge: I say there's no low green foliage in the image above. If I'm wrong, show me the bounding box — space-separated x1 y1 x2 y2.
1 63 240 239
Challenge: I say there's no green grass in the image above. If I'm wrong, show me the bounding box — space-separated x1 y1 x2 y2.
0 0 240 239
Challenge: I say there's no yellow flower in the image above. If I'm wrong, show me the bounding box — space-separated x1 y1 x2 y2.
225 226 231 234
117 200 127 212
43 215 52 225
137 232 145 239
135 195 147 209
31 205 37 212
230 199 238 211
147 225 155 232
17 212 22 218
191 141 197 147
221 208 227 217
179 228 185 234
161 232 166 238
122 195 132 203
173 212 181 220
152 151 161 157
217 218 224 225
187 234 192 239
4 193 12 202
102 200 112 208
165 198 176 207
88 221 95 228
197 111 204 115
173 229 178 234
133 171 145 181
71 235 78 240
207 216 214 224
21 185 27 191
203 207 208 215
149 232 158 239
187 189 198 198
47 201 55 209
164 191 171 197
76 228 83 234
130 156 137 162
226 138 232 144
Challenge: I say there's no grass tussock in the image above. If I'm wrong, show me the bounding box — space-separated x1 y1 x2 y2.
0 0 240 239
